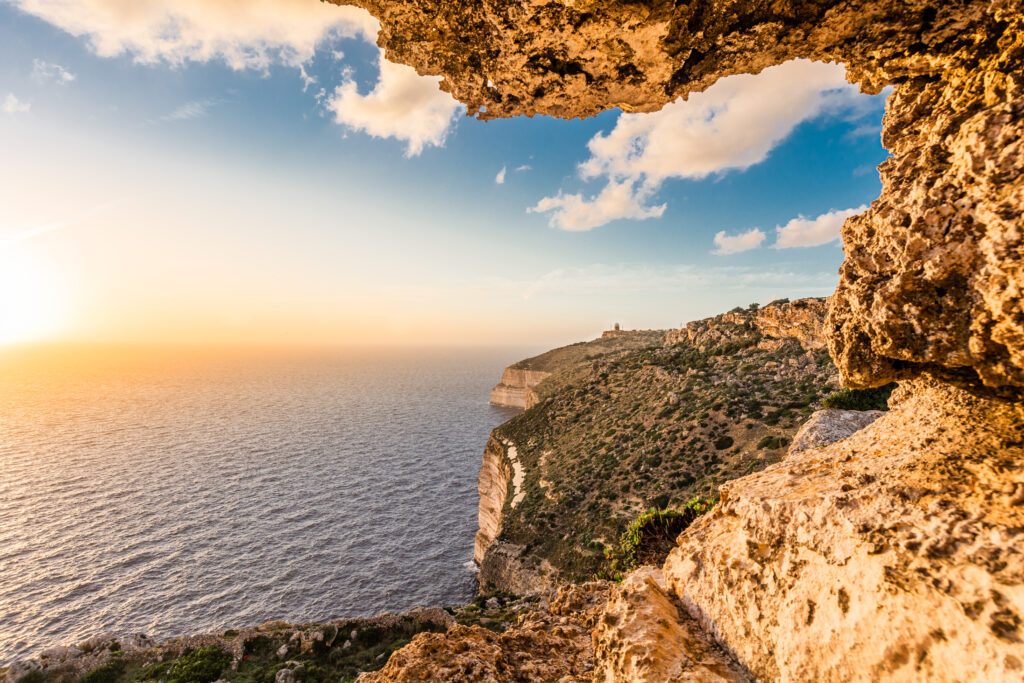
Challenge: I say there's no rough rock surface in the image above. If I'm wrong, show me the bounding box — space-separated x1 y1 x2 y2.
489 367 550 409
478 540 558 596
474 435 512 564
593 566 751 683
665 298 828 351
786 408 884 457
358 582 611 682
664 379 1024 681
752 298 829 351
332 0 1023 396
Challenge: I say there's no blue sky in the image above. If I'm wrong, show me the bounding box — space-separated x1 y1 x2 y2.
0 1 889 346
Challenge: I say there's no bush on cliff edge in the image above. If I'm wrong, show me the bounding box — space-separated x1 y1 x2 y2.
821 383 896 411
604 498 714 579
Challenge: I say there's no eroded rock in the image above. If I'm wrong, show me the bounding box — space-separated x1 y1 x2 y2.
786 408 884 457
357 582 610 682
593 566 750 682
664 379 1024 681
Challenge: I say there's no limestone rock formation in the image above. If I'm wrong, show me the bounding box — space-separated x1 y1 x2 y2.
332 0 1023 396
786 408 884 457
752 298 829 351
358 582 611 682
665 298 829 351
474 435 512 564
664 379 1024 681
593 566 750 682
490 367 550 409
477 540 558 596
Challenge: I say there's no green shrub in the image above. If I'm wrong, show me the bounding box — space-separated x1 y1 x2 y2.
756 435 790 450
166 647 231 683
822 383 896 411
83 657 127 683
605 498 714 577
713 435 734 450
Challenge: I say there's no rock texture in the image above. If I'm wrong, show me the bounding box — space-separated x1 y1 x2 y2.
666 298 829 351
474 435 513 564
358 582 611 682
664 379 1024 681
489 367 550 409
333 0 1023 396
752 298 829 351
478 540 558 596
593 566 751 682
786 408 884 457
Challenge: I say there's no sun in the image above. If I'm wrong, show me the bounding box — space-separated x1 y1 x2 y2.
0 246 67 345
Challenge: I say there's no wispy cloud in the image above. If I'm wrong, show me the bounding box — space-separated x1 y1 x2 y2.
515 164 532 173
2 93 31 114
158 97 219 123
0 200 122 248
31 59 76 85
516 262 837 300
495 166 506 185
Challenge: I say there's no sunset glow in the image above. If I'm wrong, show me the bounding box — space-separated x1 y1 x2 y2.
0 246 67 345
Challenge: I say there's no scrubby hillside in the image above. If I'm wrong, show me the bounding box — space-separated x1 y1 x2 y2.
480 300 842 587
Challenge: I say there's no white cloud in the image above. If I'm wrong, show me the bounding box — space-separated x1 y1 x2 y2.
495 166 506 184
529 180 666 232
11 0 378 69
326 51 463 157
2 94 31 114
31 59 76 84
713 227 766 255
14 0 464 154
515 164 532 173
533 59 865 231
774 205 867 248
159 98 219 122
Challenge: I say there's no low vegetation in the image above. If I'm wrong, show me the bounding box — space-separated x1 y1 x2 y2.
492 302 840 581
604 498 715 579
821 383 896 411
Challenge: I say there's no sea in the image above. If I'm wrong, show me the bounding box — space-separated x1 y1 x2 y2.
0 345 527 664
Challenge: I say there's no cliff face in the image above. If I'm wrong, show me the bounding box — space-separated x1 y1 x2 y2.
473 435 512 564
475 304 840 589
326 0 1023 679
665 298 829 351
489 367 550 409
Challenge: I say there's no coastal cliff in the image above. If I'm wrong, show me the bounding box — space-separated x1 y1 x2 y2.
7 0 1022 679
472 300 842 591
488 368 550 409
325 0 1023 679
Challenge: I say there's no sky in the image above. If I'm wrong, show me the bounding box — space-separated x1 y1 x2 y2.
0 0 890 348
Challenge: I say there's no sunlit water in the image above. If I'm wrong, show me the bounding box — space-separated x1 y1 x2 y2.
0 346 523 664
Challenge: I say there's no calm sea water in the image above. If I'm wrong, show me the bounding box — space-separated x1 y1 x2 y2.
0 346 524 664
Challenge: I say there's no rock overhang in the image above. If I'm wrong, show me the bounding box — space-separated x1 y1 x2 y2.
328 0 1023 397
